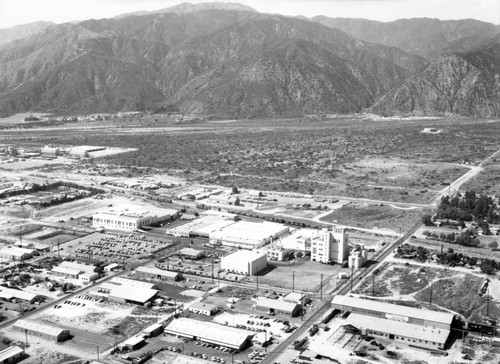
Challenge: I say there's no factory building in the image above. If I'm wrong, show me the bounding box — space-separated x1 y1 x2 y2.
134 266 182 282
266 244 292 261
331 295 454 349
93 207 178 231
276 229 313 252
178 248 205 260
209 221 289 249
310 227 348 264
0 287 39 304
348 245 368 268
142 323 164 338
165 318 253 350
0 345 25 363
253 297 302 317
119 336 146 351
13 320 70 342
0 246 34 261
188 302 218 316
220 250 267 276
108 286 158 306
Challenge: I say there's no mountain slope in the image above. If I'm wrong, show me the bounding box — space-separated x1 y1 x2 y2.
0 21 54 47
312 17 499 59
115 1 256 19
0 10 427 118
370 47 500 117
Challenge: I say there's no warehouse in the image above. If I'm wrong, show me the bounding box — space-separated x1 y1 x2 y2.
178 248 205 260
0 345 25 363
164 318 253 350
188 302 218 316
142 323 164 338
220 250 267 276
119 335 146 351
253 297 302 317
108 286 158 305
0 246 34 261
331 295 454 349
134 266 182 282
110 277 157 290
13 320 70 342
93 207 178 231
51 266 82 279
0 287 39 304
209 221 289 249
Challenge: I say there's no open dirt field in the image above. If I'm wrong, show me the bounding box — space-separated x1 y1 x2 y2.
319 201 424 233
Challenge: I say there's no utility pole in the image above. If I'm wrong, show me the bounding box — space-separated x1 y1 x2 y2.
97 345 100 362
350 265 354 292
430 281 433 306
372 272 375 296
320 274 323 301
24 329 28 345
292 271 295 293
217 272 220 290
256 275 259 290
167 256 170 271
57 239 61 259
211 259 214 284
487 288 490 317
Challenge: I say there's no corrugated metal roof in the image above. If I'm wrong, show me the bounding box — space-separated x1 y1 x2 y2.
346 313 450 344
165 318 253 348
254 297 300 313
109 286 158 303
0 346 24 361
14 320 67 337
331 295 454 325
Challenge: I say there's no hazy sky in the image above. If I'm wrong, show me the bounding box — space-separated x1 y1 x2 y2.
0 0 499 29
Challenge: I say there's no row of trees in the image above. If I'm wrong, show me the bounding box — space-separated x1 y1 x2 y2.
422 230 481 247
436 191 499 223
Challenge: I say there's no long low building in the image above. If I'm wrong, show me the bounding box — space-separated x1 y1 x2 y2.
332 295 454 349
108 286 158 306
165 318 253 350
220 250 267 276
253 297 302 317
93 207 178 231
209 221 289 249
134 266 182 282
13 320 70 342
345 313 450 350
0 246 34 261
0 345 25 363
0 287 38 303
331 295 454 330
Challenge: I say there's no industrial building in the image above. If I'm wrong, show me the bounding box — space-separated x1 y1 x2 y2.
188 302 218 316
119 335 146 351
331 295 454 349
348 245 368 268
276 229 313 252
0 287 38 304
108 286 158 306
164 318 253 350
134 266 182 282
220 250 267 276
209 221 289 249
266 244 292 261
0 246 34 261
178 248 205 260
51 266 82 279
13 320 70 342
51 261 99 282
142 323 164 338
0 345 25 363
253 297 302 317
310 227 348 264
93 207 178 231
283 292 308 305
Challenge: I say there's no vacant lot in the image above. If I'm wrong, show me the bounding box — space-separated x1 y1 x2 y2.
2 117 498 204
320 202 424 232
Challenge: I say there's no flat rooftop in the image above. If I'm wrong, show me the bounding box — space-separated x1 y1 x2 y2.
346 313 450 344
332 295 454 325
165 318 253 348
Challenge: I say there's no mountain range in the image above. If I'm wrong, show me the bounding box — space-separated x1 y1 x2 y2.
0 3 499 118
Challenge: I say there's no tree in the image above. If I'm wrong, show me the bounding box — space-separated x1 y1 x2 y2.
421 214 434 226
231 186 239 194
489 241 498 250
234 197 241 206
